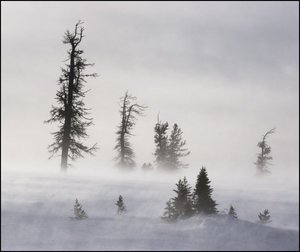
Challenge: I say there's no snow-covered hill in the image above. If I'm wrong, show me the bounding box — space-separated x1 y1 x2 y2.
1 169 299 251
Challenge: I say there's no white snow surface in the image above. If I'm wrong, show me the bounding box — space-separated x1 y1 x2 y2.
1 168 299 251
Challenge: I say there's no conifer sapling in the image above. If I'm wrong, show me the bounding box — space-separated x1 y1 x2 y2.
257 209 271 224
228 205 238 218
73 198 88 220
116 195 126 214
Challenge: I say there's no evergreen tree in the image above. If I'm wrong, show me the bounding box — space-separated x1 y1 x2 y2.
45 21 98 170
162 177 193 221
193 167 218 214
162 199 177 222
255 128 276 175
73 198 88 220
114 91 146 169
228 205 238 218
154 116 169 169
173 177 194 218
167 123 190 170
116 195 126 214
257 209 271 224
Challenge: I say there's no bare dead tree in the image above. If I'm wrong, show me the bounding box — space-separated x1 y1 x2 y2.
45 21 98 170
254 128 276 175
114 91 146 169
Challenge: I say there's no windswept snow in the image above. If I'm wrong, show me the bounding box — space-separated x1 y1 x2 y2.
1 169 299 251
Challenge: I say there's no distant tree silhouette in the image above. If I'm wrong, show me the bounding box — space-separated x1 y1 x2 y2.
141 163 147 170
114 91 146 169
154 120 190 171
73 198 88 220
45 21 98 170
228 205 238 218
257 209 272 224
193 167 218 214
255 128 276 175
141 162 154 171
162 177 193 221
167 123 190 170
116 195 126 214
154 115 169 170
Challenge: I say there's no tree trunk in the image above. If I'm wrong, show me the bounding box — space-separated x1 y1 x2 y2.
119 94 127 166
61 113 71 170
60 47 75 170
120 132 125 165
61 144 69 170
261 144 264 171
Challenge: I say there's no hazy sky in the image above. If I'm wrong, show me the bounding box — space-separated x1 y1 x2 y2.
2 2 299 174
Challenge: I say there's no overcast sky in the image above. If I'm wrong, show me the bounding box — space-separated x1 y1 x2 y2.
2 2 299 175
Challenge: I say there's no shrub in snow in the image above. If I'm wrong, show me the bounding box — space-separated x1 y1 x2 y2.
257 209 272 224
162 177 193 221
193 167 218 214
116 195 126 214
228 205 238 218
73 199 88 220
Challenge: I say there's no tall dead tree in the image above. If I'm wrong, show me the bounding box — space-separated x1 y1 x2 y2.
114 91 146 169
45 21 98 170
254 128 276 175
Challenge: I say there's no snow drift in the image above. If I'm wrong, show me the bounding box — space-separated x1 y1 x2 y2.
1 168 299 251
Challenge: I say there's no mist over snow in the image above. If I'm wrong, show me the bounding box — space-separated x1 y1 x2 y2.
2 1 299 251
1 168 299 250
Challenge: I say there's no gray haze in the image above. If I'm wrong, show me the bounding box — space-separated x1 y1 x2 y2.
2 2 299 176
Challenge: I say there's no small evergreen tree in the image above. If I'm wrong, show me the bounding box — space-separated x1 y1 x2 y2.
162 177 193 221
116 195 126 214
228 205 238 218
73 198 88 220
255 128 276 175
167 123 190 170
257 209 271 224
193 167 218 214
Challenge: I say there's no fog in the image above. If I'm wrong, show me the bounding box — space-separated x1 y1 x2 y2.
2 1 299 173
1 2 299 250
